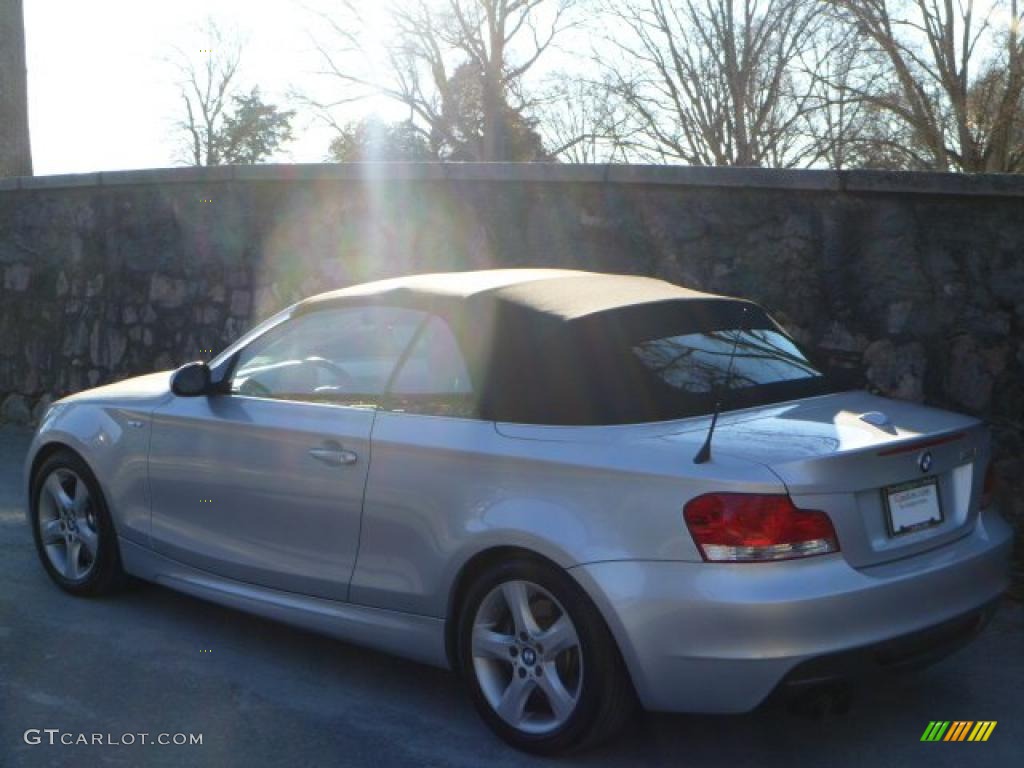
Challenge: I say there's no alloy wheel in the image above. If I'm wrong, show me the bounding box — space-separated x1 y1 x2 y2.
37 468 99 581
470 579 583 735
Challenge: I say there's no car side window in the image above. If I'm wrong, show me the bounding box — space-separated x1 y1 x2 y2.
386 315 477 418
231 306 426 405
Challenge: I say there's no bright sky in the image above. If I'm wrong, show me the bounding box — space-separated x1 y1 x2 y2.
24 0 405 175
23 1 1018 175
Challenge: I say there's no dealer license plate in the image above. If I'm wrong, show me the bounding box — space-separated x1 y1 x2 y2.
884 478 943 536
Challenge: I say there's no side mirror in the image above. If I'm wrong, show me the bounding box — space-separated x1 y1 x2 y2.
170 361 212 397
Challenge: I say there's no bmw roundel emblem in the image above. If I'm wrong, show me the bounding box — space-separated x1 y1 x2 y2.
919 451 933 474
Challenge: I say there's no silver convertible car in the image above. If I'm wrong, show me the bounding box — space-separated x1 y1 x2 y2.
26 269 1012 753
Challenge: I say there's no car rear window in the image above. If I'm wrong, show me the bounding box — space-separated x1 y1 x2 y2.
483 298 838 425
632 328 820 394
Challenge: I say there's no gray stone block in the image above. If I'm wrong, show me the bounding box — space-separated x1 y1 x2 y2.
1 394 31 424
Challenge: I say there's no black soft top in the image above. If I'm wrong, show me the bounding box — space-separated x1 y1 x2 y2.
295 269 773 424
297 268 731 318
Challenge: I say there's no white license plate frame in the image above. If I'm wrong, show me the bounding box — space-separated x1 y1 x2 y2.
883 477 943 536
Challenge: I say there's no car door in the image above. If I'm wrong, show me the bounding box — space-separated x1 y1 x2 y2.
350 314 502 615
148 304 427 601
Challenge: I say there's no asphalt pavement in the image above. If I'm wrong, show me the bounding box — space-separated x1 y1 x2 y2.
0 424 1020 767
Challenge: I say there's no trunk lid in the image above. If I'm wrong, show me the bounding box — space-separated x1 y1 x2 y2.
657 390 990 568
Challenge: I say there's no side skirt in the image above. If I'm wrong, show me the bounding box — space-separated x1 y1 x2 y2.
119 538 449 669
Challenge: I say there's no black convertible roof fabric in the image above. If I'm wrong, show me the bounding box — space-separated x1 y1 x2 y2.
299 268 728 321
297 269 762 424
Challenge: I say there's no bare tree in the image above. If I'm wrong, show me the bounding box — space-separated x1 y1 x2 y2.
170 22 294 166
536 76 634 162
171 22 243 166
600 0 829 167
828 0 1024 172
969 61 1024 170
0 0 32 176
798 19 891 169
307 0 575 161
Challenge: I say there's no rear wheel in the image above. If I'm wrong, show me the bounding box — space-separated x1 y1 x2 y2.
30 450 125 596
457 558 635 754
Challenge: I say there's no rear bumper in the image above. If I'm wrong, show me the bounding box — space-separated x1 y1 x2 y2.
777 598 997 690
570 507 1013 713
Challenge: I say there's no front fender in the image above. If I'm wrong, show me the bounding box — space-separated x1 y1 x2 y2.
25 401 154 546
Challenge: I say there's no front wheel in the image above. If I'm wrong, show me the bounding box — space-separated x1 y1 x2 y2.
457 558 635 754
30 449 125 596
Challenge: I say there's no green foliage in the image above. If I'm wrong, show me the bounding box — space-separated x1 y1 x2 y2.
327 118 434 162
438 63 549 161
328 64 549 163
217 88 296 165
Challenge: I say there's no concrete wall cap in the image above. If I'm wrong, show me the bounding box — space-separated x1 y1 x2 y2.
2 163 1023 198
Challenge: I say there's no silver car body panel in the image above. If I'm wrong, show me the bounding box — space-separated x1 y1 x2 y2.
118 538 448 668
24 372 173 546
147 394 375 601
350 409 781 616
573 506 1011 712
25 374 1013 713
649 390 991 568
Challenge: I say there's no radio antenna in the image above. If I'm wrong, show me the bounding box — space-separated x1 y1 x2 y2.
694 306 748 464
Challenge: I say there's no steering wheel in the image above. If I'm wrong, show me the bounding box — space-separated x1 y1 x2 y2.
304 356 357 390
237 376 272 397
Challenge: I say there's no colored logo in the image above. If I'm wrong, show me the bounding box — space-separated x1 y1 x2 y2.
920 721 996 742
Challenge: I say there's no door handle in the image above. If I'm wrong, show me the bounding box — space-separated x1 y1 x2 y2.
308 446 358 467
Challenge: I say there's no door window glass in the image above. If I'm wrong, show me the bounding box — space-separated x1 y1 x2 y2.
231 306 426 404
387 316 476 417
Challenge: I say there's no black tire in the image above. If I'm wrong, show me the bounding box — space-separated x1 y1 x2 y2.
29 449 125 596
457 557 636 755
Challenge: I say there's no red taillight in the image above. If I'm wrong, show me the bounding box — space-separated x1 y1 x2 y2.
981 463 997 509
683 493 839 562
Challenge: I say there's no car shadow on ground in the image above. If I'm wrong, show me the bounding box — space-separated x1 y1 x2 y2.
100 573 1016 767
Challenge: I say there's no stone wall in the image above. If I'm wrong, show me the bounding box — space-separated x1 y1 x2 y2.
1 164 1021 462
